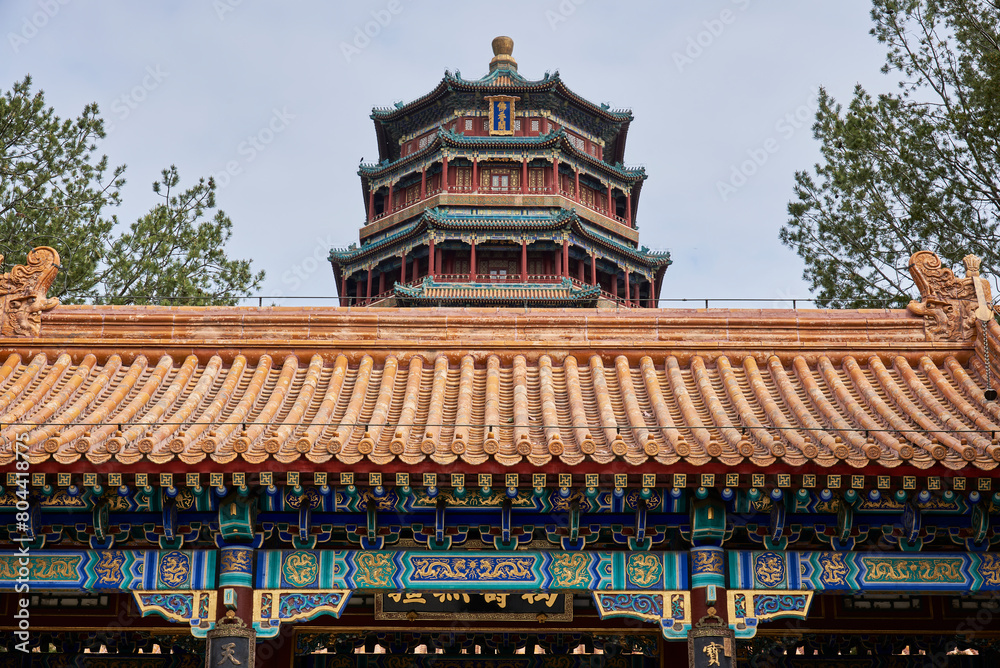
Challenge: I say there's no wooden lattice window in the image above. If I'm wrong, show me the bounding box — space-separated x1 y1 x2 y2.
528 168 545 190
405 185 419 206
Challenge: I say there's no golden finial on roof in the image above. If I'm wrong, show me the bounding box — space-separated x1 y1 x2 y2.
489 36 517 72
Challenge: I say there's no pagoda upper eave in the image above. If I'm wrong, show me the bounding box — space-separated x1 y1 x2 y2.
359 129 646 185
370 72 632 124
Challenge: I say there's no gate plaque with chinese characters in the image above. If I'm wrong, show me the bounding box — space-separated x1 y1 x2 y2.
376 591 572 621
207 612 255 667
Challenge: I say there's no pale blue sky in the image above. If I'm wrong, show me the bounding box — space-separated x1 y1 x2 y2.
2 1 889 305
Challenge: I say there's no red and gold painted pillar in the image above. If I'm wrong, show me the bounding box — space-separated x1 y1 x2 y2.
590 254 597 285
419 167 426 199
521 156 528 194
470 241 476 279
624 269 631 305
368 188 375 222
400 250 406 284
521 241 527 282
472 157 479 193
574 168 580 202
428 238 436 277
688 497 733 668
442 155 449 192
562 238 569 278
552 155 560 194
386 183 393 214
626 192 632 226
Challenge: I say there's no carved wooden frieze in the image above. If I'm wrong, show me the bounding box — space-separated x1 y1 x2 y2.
0 246 60 337
907 251 992 341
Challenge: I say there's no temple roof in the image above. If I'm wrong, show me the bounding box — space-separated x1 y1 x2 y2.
3 296 999 476
369 38 634 163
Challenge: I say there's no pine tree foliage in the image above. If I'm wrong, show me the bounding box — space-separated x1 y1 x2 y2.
781 0 1000 308
0 76 264 304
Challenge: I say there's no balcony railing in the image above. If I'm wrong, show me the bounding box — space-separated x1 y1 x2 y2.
366 186 631 228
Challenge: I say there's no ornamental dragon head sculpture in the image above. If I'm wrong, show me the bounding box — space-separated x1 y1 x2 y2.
0 246 60 337
907 250 993 341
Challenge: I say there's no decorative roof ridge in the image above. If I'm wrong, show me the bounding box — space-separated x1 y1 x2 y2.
21 305 952 363
329 219 426 262
553 79 633 121
422 206 576 225
571 218 671 267
370 69 633 125
359 131 444 176
556 135 646 179
439 126 564 146
449 68 546 87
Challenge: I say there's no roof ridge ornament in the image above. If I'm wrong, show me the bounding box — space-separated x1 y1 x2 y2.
0 246 60 338
907 250 993 341
489 36 517 73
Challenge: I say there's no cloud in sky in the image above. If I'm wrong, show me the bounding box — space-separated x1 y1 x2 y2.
1 0 889 306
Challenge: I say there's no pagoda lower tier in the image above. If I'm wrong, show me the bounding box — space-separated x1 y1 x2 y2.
330 208 670 308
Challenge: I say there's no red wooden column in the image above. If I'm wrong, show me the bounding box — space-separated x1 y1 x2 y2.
378 271 385 297
428 239 436 277
607 184 613 216
551 155 559 194
554 249 560 276
624 269 631 306
400 250 407 284
577 258 584 282
626 191 632 226
521 241 528 282
420 167 426 199
356 280 364 306
521 156 528 194
366 268 372 305
386 183 394 214
470 241 476 280
590 254 597 285
562 238 569 277
412 255 419 282
612 271 618 300
574 168 580 202
341 274 348 306
472 157 479 193
441 156 449 193
368 188 375 222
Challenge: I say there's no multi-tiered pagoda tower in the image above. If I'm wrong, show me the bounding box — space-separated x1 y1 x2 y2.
330 36 670 307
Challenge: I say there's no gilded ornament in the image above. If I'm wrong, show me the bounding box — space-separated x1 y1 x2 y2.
753 552 785 588
692 550 723 575
550 553 590 588
354 552 394 588
282 551 319 587
626 553 663 588
157 551 190 588
95 550 127 587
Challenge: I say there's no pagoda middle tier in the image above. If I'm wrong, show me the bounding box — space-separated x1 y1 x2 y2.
330 36 670 308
